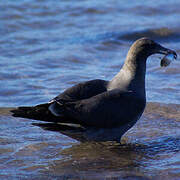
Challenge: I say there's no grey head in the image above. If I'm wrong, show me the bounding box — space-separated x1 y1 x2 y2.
125 37 177 65
108 37 177 94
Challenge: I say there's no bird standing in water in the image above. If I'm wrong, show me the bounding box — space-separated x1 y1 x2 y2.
12 37 177 142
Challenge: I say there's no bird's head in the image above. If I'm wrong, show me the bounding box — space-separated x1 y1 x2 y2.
128 37 177 61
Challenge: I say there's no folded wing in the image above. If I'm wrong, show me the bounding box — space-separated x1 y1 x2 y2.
57 89 146 128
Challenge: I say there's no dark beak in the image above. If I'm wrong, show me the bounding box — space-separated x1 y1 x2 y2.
157 45 177 59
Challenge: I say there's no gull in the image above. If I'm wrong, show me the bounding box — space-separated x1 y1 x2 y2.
12 37 177 142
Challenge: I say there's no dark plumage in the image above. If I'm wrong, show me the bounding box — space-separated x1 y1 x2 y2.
11 37 177 142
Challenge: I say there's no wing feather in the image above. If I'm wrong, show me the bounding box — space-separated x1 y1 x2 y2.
63 89 146 128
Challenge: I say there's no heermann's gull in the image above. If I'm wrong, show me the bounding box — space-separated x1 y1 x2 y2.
12 37 177 142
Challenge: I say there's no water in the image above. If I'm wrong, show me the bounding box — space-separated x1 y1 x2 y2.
0 0 180 179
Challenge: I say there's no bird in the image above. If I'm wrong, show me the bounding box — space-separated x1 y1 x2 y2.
11 37 177 142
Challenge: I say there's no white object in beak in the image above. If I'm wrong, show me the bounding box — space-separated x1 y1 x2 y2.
160 53 175 67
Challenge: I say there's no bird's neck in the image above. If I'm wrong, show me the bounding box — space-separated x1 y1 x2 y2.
124 55 146 95
108 55 147 98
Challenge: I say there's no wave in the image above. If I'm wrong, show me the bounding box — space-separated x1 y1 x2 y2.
118 27 180 43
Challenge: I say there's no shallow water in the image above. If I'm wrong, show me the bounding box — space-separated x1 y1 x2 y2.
0 0 180 179
0 103 180 179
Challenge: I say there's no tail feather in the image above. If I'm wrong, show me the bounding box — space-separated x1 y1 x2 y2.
11 103 79 124
11 103 63 123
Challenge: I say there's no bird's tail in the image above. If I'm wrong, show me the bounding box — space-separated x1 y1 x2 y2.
11 103 79 125
11 103 62 123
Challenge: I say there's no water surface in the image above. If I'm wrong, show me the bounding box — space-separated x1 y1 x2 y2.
0 0 180 179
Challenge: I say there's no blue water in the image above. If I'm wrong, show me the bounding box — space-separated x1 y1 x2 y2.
0 0 180 107
0 0 180 179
